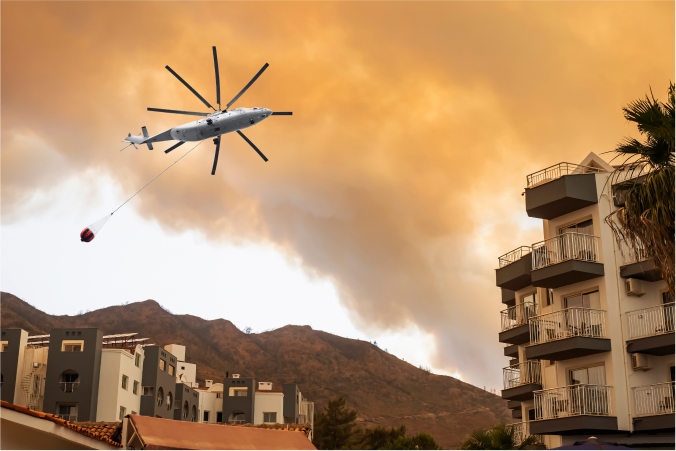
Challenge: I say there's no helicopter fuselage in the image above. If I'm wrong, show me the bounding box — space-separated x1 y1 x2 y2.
171 107 271 141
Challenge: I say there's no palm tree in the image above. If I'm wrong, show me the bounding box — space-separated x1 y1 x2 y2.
458 423 540 450
605 82 675 293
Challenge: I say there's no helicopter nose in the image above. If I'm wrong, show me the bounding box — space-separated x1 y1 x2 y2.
264 109 272 117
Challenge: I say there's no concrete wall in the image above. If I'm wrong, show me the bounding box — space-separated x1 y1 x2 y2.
197 383 223 424
43 328 103 422
173 383 199 421
96 345 144 421
254 391 284 424
1 329 28 404
140 346 178 419
222 377 255 424
283 383 300 423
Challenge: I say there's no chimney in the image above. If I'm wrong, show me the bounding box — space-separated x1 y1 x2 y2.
232 374 240 379
205 380 213 388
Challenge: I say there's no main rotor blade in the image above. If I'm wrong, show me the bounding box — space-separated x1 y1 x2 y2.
211 138 221 175
165 65 215 111
148 108 208 117
225 63 269 110
212 46 221 110
165 141 185 154
236 130 268 162
271 112 293 116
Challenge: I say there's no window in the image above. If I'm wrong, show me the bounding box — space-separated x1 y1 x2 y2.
183 401 189 419
143 386 154 396
135 354 141 367
122 375 129 390
263 412 277 423
1 341 7 352
569 364 606 385
216 412 223 423
157 387 164 406
57 403 78 422
565 290 600 309
662 291 675 305
159 359 166 372
61 340 84 352
166 392 173 410
229 387 248 397
559 219 593 236
545 288 553 306
204 411 210 422
133 381 139 395
216 393 222 399
119 406 126 420
192 405 197 422
168 365 175 377
59 370 80 393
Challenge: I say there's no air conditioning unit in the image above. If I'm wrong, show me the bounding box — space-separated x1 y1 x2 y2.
631 353 651 371
626 278 646 297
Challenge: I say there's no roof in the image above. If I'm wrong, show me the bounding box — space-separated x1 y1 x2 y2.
1 400 122 448
128 415 315 450
256 389 284 393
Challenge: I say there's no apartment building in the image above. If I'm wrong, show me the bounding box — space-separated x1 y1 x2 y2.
1 327 314 436
496 153 674 448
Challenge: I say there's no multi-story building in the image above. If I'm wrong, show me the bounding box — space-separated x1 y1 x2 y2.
96 344 145 421
140 345 179 419
496 153 675 448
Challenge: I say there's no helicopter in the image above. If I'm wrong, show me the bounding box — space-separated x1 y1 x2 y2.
122 46 292 175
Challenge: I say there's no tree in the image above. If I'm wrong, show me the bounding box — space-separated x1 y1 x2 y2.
313 397 358 450
244 326 252 334
458 423 539 450
606 82 675 293
379 433 441 450
353 425 406 450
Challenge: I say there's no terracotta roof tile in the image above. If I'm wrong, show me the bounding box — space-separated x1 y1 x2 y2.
1 400 122 448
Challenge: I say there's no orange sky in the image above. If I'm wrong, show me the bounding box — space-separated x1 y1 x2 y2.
2 1 674 384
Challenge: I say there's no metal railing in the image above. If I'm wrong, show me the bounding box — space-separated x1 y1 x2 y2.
618 239 648 266
229 419 246 424
627 303 675 340
59 381 80 393
503 361 542 389
529 307 607 344
508 422 543 445
498 246 532 269
633 382 675 417
60 414 78 422
532 232 600 270
534 384 612 419
526 162 601 189
501 302 538 332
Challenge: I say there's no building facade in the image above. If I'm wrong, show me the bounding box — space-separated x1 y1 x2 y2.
140 346 179 419
496 153 675 448
96 344 144 421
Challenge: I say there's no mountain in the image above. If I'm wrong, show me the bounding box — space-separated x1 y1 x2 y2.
1 292 509 447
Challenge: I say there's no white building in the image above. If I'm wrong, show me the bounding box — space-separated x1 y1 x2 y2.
96 344 144 421
496 153 674 448
164 344 197 387
196 380 223 424
254 382 285 424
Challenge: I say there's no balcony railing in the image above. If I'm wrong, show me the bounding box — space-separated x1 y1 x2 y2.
526 163 601 189
618 239 648 266
503 361 542 389
534 384 612 420
633 382 675 417
229 419 246 424
529 307 607 345
627 303 675 340
501 302 538 332
508 422 543 445
532 233 600 270
60 414 78 422
498 246 532 269
59 381 80 393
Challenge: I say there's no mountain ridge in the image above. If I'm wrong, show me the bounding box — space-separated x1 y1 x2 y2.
1 291 509 447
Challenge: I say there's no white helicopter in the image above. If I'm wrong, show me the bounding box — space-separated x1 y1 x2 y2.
122 46 292 174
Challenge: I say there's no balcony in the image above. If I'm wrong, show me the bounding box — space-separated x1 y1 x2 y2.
632 382 675 432
59 381 80 393
508 422 544 446
531 233 604 288
530 384 618 435
499 302 538 345
525 163 600 220
526 308 611 361
496 247 533 291
502 361 542 401
626 303 675 356
618 240 663 282
504 344 519 358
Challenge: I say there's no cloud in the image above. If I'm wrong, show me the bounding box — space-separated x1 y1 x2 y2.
1 1 673 386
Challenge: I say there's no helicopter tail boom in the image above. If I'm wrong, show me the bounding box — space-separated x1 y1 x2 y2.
124 127 155 150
